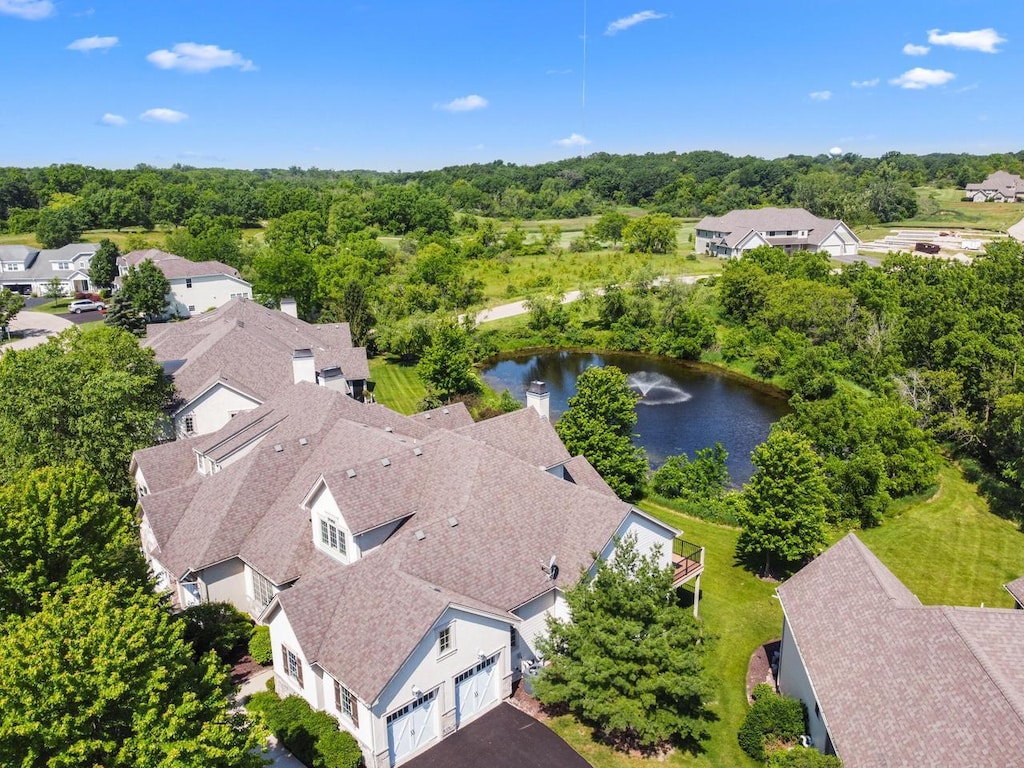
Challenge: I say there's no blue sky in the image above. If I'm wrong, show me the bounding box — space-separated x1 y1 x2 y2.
1 0 1020 170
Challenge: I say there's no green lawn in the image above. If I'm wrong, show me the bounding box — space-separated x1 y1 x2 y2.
545 460 1024 767
858 461 1024 608
367 356 426 415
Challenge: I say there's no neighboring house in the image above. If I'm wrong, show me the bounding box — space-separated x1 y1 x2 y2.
116 249 252 317
695 208 860 259
965 171 1024 203
131 383 704 767
776 533 1024 767
0 242 98 295
144 298 370 438
1006 576 1024 609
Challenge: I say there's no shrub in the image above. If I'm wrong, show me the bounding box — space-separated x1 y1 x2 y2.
738 684 806 761
247 690 363 768
766 746 842 767
249 625 273 665
177 601 253 663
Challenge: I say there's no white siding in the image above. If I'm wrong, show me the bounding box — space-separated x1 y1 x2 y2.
169 274 252 318
323 671 375 757
598 509 676 572
777 616 831 751
308 483 355 564
370 608 512 766
355 519 405 556
268 605 321 710
197 558 247 608
512 590 556 671
175 383 262 438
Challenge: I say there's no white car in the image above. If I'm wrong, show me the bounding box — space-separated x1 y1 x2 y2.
68 299 105 314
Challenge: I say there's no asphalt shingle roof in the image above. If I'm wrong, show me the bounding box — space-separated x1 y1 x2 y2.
777 533 1024 768
695 207 853 248
1005 575 1024 606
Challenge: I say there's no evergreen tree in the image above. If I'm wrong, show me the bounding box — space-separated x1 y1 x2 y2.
535 534 710 751
105 292 147 336
556 365 648 500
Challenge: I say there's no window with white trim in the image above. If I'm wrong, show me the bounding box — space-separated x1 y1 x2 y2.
438 624 454 656
319 517 347 556
184 415 195 434
510 625 518 649
334 681 359 727
185 278 192 288
282 645 304 688
252 569 275 609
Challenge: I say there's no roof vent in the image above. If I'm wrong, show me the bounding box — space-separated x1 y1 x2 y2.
273 444 283 453
299 437 308 446
413 447 423 456
346 468 357 479
381 457 391 467
448 516 459 528
385 426 393 433
425 413 431 420
443 408 449 414
414 530 426 541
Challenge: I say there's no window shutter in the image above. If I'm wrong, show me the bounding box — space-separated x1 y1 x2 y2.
281 643 287 669
351 696 359 728
335 680 342 710
296 657 304 689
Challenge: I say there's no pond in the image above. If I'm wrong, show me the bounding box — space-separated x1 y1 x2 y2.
481 351 791 485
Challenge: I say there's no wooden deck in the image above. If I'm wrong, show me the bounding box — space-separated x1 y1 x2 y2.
672 538 705 588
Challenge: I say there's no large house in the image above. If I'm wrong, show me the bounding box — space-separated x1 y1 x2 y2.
117 248 252 317
0 242 98 296
695 208 860 259
965 171 1024 203
143 298 370 438
131 382 704 767
776 534 1024 767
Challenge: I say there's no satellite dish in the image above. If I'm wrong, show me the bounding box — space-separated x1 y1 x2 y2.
547 555 559 580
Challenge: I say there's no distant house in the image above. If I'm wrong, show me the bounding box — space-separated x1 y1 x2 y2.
694 208 860 259
965 171 1024 203
131 383 703 767
144 298 370 438
1006 576 1024 609
776 534 1024 767
0 243 98 296
116 249 252 317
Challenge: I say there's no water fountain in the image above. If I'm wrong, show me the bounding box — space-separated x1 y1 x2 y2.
626 371 692 405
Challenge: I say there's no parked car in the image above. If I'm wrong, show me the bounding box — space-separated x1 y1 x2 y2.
67 299 106 314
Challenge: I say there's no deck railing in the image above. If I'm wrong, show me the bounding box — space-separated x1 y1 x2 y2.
672 537 705 587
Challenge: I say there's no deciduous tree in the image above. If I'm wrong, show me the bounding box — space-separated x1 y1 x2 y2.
89 238 120 290
416 318 480 402
0 583 263 768
120 259 171 319
555 365 648 500
736 429 829 574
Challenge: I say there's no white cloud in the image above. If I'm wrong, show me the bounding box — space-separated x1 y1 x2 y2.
809 90 832 101
147 42 255 73
546 68 573 75
851 78 879 88
556 133 591 148
0 0 54 20
605 10 666 35
928 28 1006 53
436 94 488 112
902 43 930 56
68 35 118 52
100 113 126 126
889 67 955 89
140 108 188 123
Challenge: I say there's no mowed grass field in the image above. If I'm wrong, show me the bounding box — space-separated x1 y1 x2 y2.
368 356 426 415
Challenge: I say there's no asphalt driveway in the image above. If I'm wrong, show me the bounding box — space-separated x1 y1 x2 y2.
403 703 589 768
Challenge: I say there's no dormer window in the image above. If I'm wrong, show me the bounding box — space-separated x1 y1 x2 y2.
54 261 72 271
319 517 347 557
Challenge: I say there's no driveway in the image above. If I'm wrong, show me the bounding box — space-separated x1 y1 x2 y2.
402 703 590 768
3 310 74 353
1009 215 1024 243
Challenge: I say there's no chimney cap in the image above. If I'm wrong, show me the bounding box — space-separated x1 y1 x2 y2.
527 381 548 395
292 348 314 359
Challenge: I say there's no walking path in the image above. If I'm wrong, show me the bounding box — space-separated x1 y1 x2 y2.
2 310 73 353
1008 215 1024 243
234 669 306 768
472 274 710 325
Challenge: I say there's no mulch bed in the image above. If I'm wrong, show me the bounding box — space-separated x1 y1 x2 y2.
745 639 781 702
229 654 266 688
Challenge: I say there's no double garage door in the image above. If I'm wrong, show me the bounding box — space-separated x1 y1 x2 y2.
386 655 500 765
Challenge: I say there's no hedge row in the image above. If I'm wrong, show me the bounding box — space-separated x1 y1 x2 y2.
248 690 363 768
738 684 806 761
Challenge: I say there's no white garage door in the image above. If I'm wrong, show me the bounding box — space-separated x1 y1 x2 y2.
387 689 438 765
455 654 499 726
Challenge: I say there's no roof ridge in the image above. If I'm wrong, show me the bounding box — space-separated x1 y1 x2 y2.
942 606 1024 727
846 534 920 605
